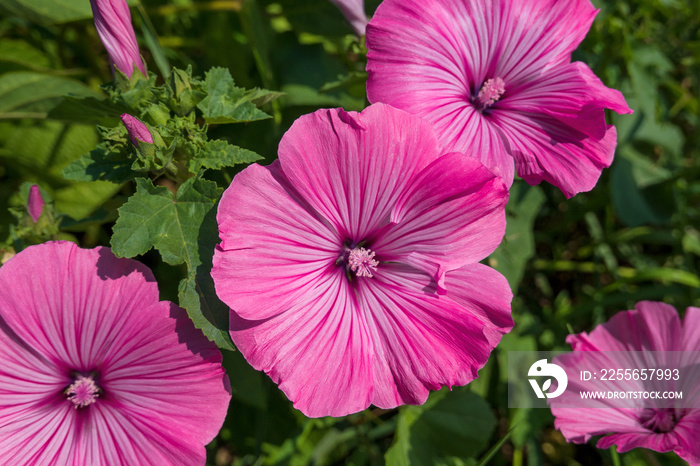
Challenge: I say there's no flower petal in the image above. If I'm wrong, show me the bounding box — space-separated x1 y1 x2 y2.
357 263 509 408
502 62 632 140
491 108 619 198
230 270 374 418
277 104 443 242
597 431 679 455
213 161 342 320
0 241 160 371
682 306 700 351
672 410 700 464
0 403 77 464
567 301 683 352
0 242 230 463
552 407 644 444
373 152 507 284
100 303 230 460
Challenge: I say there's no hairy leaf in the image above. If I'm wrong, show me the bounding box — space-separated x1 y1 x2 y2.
63 147 135 184
189 139 263 173
197 67 273 124
111 177 232 348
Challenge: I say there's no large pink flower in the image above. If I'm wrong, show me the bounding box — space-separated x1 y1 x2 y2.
366 0 633 198
550 301 700 464
0 241 231 464
212 103 513 417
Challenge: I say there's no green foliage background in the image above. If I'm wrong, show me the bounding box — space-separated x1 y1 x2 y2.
0 0 698 465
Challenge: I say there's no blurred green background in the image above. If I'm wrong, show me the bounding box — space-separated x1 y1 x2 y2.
0 0 698 464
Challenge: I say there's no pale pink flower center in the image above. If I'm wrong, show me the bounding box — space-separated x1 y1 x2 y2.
66 375 100 408
640 408 676 433
346 247 379 278
475 77 505 109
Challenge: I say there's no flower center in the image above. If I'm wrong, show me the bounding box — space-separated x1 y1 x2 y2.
65 375 100 409
475 77 505 110
640 408 676 433
344 247 378 278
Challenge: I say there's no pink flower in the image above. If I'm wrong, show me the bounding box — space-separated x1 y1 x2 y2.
121 113 153 146
212 103 513 417
329 0 368 36
0 241 231 464
27 185 45 222
366 0 633 198
550 301 700 464
90 0 147 78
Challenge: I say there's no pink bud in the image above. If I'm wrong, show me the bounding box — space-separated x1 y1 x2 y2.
27 185 45 223
120 114 154 145
329 0 368 36
90 0 147 78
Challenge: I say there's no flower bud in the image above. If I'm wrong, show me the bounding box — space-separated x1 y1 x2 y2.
329 0 368 36
90 0 147 78
27 185 45 223
120 113 153 146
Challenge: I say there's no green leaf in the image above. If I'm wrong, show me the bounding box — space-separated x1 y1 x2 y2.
189 139 263 173
112 177 218 265
0 39 51 72
610 151 674 227
0 0 139 24
197 67 272 124
385 389 496 466
178 258 235 351
62 147 135 184
0 72 101 118
111 177 233 349
47 95 128 124
488 182 545 293
246 88 285 107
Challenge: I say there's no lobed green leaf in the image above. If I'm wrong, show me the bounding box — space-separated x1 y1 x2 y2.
197 67 274 124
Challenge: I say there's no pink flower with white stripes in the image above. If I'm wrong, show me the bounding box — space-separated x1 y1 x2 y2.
551 301 700 464
212 103 513 417
0 241 230 464
366 0 632 198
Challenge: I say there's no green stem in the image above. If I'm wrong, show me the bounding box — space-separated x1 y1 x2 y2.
610 445 622 466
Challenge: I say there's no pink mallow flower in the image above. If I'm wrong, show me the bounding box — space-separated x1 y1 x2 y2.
550 301 700 464
27 184 45 222
366 0 633 198
90 0 147 78
212 103 513 417
121 113 153 146
329 0 368 36
0 241 231 464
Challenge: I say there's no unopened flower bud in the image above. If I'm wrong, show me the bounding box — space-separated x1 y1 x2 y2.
27 185 45 223
329 0 368 36
120 113 153 146
90 0 147 78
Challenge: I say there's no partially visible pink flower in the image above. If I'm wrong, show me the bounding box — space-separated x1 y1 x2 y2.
366 0 633 198
550 301 700 464
0 241 231 464
212 103 513 417
121 113 153 146
27 185 44 222
90 0 147 78
329 0 368 36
